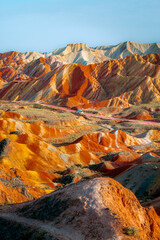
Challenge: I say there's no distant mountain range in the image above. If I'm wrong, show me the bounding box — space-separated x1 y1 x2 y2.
2 41 160 65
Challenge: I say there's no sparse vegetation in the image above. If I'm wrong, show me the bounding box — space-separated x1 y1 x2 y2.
3 201 11 205
123 226 139 236
55 174 75 185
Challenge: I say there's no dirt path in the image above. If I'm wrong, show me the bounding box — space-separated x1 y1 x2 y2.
42 103 160 127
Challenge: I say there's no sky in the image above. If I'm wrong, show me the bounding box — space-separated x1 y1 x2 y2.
0 0 160 52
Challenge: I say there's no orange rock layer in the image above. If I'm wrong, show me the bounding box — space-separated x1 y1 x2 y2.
0 52 160 108
0 108 158 204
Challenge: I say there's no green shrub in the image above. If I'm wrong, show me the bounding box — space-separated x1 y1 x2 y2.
123 226 139 236
3 201 11 205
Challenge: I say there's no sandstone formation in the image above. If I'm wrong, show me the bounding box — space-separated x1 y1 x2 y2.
0 49 160 108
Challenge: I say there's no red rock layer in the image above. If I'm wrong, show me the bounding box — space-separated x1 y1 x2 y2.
0 52 160 108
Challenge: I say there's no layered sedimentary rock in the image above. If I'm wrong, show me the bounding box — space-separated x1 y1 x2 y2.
0 50 160 108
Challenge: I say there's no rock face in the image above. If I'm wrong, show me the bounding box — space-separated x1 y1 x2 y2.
0 177 160 240
0 49 160 108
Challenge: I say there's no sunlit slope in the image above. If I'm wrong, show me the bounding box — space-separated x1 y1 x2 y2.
0 52 160 107
0 106 158 204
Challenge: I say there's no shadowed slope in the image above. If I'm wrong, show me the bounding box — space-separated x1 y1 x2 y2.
0 178 160 239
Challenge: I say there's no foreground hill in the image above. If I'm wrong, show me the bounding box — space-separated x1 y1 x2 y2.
0 178 160 240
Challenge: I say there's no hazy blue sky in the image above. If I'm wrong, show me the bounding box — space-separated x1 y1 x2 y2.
1 0 160 52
